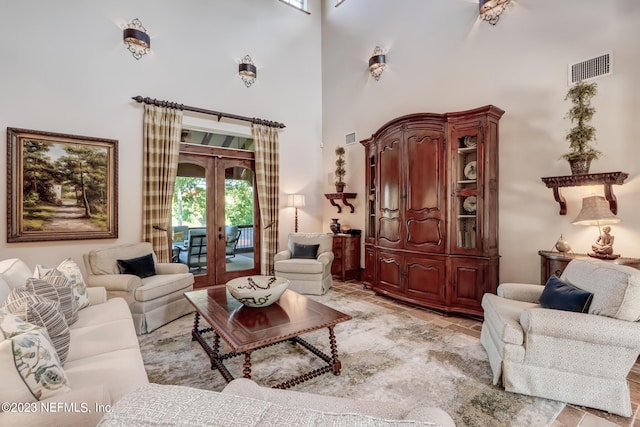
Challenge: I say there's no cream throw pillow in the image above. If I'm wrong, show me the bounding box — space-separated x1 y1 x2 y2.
35 258 90 310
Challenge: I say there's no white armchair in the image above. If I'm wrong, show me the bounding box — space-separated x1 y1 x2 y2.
480 258 640 416
83 242 194 334
274 233 334 295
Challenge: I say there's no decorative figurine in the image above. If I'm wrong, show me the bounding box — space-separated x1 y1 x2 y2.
590 226 619 259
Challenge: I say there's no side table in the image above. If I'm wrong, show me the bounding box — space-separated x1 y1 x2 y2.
331 234 361 281
538 250 640 284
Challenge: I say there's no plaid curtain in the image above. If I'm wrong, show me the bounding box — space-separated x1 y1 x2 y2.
253 124 280 275
142 104 183 262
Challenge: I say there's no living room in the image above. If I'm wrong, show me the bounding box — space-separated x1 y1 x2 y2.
1 0 639 426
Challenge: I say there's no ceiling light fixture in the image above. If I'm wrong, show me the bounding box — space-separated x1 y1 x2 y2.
369 46 386 81
239 55 257 88
123 18 150 60
479 0 512 25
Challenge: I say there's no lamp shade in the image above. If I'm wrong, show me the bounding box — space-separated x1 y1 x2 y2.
572 196 621 226
287 194 305 208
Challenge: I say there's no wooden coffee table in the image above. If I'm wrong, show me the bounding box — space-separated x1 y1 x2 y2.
184 286 352 389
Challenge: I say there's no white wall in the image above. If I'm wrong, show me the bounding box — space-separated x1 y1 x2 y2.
321 0 640 283
0 0 323 273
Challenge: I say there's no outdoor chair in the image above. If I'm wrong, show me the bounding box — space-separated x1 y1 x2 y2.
179 228 207 271
225 225 242 259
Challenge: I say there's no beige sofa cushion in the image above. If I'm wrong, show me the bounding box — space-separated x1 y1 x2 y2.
561 258 640 321
71 297 134 329
135 273 194 302
274 258 324 274
64 348 149 403
67 319 141 363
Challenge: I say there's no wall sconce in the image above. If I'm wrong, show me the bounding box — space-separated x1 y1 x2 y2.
287 194 306 232
239 55 257 88
479 0 512 25
572 196 622 259
123 18 150 60
368 46 386 81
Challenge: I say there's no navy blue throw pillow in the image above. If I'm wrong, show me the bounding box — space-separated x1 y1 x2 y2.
117 253 156 279
540 276 593 313
291 243 320 259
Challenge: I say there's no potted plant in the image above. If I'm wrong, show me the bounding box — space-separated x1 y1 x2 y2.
334 146 346 192
562 80 601 174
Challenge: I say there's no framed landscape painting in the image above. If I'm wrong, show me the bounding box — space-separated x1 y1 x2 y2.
7 128 118 242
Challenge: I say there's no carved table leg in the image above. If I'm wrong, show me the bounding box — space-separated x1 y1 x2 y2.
328 326 342 375
213 334 221 357
191 312 200 341
242 352 253 379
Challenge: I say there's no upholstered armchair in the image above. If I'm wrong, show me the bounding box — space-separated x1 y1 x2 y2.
480 258 640 416
83 242 194 334
274 233 334 295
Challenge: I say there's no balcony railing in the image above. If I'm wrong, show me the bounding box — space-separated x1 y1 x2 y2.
236 225 254 252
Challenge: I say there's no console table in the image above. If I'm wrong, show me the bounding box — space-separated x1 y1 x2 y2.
538 250 640 284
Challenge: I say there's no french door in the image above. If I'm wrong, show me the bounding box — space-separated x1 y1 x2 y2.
174 145 260 288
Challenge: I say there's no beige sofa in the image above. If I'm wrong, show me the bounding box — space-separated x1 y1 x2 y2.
480 258 640 416
83 243 194 334
0 258 149 427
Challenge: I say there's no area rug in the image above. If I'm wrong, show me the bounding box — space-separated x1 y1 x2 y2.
139 289 564 427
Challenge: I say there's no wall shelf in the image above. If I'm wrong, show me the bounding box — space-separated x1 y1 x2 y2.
541 171 628 215
324 193 357 213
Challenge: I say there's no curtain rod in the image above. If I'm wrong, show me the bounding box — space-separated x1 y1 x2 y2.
131 96 286 129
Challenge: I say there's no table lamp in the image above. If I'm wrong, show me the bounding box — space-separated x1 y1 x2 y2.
287 194 305 232
572 196 621 259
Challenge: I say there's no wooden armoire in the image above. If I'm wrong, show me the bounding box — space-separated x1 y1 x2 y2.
360 105 504 317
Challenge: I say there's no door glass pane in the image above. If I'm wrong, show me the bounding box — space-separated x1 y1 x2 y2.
224 166 254 273
172 164 207 276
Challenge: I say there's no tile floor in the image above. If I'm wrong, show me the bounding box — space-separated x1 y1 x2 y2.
331 280 640 427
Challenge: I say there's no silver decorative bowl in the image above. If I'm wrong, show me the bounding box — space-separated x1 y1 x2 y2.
226 276 289 308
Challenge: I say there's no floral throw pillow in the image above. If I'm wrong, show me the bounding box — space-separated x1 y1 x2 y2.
0 310 71 403
36 259 90 310
0 308 40 339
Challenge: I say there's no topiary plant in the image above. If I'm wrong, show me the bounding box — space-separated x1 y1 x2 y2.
562 81 601 162
334 146 346 191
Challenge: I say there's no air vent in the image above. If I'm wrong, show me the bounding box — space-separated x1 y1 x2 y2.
345 131 356 145
568 51 612 85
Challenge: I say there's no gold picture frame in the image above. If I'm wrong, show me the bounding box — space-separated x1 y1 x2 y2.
7 127 118 242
